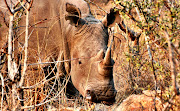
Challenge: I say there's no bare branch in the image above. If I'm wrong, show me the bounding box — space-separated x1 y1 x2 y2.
133 0 148 24
4 0 27 15
8 15 15 81
21 62 58 89
0 10 9 27
85 0 108 13
22 75 70 109
4 0 13 15
0 73 4 111
27 0 33 11
164 31 178 95
28 58 90 66
19 0 30 87
13 1 20 8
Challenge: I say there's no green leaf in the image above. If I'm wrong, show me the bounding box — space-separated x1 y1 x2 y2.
172 38 175 43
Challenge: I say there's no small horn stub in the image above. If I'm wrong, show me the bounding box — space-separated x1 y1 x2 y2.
96 49 105 59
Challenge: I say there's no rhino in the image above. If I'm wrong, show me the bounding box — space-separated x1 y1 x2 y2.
0 0 120 104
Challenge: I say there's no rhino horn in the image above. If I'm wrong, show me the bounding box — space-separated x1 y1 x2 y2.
98 47 112 76
103 47 111 65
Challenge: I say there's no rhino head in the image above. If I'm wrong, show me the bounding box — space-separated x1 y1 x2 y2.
64 2 120 104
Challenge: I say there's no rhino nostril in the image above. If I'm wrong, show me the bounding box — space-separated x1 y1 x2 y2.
86 90 92 101
79 61 82 64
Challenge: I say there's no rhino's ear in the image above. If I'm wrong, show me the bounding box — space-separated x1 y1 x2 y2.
102 8 121 27
65 3 81 26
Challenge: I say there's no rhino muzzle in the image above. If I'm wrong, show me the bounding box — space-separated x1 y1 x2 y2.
85 87 117 105
84 47 116 105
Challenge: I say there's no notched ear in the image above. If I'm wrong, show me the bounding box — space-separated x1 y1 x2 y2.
102 8 121 27
65 3 81 26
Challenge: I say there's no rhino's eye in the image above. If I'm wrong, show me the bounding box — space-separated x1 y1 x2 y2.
79 61 82 64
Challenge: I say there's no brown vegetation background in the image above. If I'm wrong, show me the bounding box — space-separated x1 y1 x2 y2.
0 0 179 110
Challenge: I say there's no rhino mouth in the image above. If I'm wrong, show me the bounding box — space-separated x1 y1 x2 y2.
102 100 116 105
85 89 117 105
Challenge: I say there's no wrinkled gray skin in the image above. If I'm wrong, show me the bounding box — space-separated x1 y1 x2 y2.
0 0 117 104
